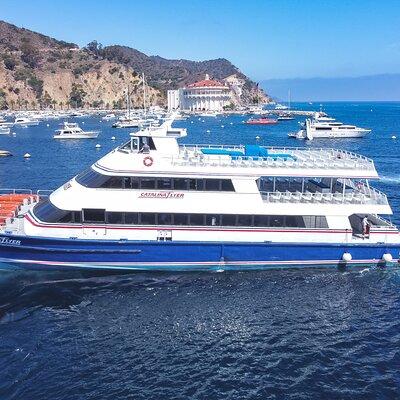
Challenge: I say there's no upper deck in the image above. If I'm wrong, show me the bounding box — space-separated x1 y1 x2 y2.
97 142 378 180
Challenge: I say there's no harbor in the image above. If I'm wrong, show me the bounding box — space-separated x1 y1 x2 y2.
1 1 400 398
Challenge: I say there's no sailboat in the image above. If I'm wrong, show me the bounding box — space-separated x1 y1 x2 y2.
277 90 294 121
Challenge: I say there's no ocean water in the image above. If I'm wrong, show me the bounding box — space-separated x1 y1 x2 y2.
0 102 400 399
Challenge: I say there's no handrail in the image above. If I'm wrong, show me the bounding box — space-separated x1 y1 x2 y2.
260 188 388 205
180 144 374 163
169 151 375 171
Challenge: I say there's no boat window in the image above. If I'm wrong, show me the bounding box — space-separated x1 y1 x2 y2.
157 178 173 190
194 179 205 191
73 211 82 223
173 213 188 225
270 216 284 227
302 216 328 229
221 214 236 226
83 209 106 223
33 199 72 223
130 177 140 189
206 214 221 226
286 216 305 228
140 213 156 225
158 213 173 225
173 178 189 190
125 212 139 224
254 215 269 227
107 212 124 224
189 214 205 226
138 136 156 151
101 176 124 189
76 168 110 188
205 179 220 191
140 178 156 189
237 215 253 226
59 212 74 223
221 180 235 191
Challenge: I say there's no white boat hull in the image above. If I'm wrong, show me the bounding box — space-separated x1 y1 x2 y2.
53 133 99 139
307 129 370 139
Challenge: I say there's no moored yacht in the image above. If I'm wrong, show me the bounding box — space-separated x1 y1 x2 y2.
0 114 398 271
13 116 40 126
53 122 99 139
102 113 116 121
293 112 371 140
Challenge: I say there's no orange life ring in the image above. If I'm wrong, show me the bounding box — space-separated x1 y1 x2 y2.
143 156 153 167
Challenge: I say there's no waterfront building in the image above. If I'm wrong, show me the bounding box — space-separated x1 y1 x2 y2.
167 74 231 112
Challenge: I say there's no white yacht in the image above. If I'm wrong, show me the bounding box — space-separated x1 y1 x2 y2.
102 113 116 121
0 127 10 135
13 116 40 126
0 113 398 271
112 115 144 128
53 122 99 139
293 113 371 140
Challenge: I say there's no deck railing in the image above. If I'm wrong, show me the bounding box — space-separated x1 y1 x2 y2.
260 186 388 206
170 146 375 171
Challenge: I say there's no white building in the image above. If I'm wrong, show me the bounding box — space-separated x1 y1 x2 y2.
167 74 231 112
167 90 180 111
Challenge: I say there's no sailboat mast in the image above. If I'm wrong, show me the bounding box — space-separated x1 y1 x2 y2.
126 84 131 118
142 73 146 115
288 89 291 111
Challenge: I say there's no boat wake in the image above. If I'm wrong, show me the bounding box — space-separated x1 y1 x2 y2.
380 176 400 185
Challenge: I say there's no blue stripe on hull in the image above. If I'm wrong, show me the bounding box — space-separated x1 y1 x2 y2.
0 234 399 271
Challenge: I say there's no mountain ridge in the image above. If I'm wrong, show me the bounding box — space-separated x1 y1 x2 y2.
0 20 268 109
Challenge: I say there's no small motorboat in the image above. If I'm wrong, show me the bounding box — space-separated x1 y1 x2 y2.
277 114 294 121
246 118 278 125
53 122 99 139
0 127 10 135
102 113 116 121
0 150 12 157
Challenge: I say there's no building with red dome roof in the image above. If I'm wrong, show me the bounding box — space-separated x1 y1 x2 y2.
168 74 231 112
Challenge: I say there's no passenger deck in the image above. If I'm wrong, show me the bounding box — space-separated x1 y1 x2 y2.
174 144 375 173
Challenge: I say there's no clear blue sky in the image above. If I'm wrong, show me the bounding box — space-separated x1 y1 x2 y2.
1 0 400 81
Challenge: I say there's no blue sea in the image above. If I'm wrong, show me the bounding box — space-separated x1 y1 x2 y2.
0 102 400 399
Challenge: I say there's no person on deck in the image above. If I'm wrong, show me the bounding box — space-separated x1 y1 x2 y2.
362 216 370 239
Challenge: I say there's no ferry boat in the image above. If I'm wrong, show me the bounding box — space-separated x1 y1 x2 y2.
0 114 398 271
53 122 99 139
246 117 278 125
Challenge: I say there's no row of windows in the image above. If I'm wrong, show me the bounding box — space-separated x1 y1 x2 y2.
33 200 328 228
76 169 235 191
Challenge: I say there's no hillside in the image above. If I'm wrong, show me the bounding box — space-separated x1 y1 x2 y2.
0 20 268 109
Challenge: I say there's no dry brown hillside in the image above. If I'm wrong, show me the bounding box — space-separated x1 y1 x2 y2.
0 20 268 110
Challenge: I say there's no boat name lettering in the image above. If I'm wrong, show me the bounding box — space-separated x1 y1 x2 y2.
0 237 21 246
138 192 184 199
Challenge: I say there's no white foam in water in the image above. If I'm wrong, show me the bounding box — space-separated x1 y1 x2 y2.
380 176 400 185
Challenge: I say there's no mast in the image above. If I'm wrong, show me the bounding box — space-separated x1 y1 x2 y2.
288 89 291 111
142 73 147 115
126 83 131 118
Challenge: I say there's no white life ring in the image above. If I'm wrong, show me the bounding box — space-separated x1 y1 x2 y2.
143 156 153 167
